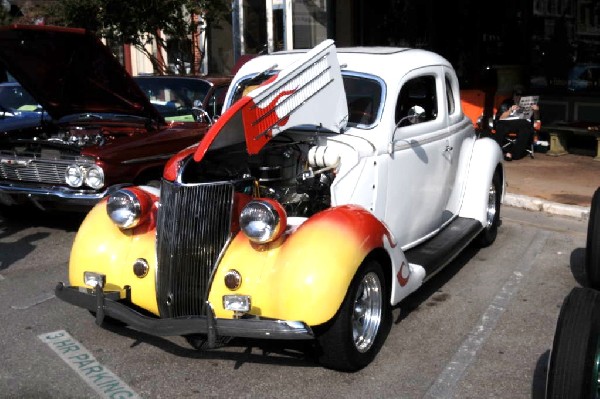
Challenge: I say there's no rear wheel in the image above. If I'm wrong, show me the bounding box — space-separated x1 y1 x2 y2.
546 287 600 399
477 168 502 247
585 187 600 289
317 259 391 371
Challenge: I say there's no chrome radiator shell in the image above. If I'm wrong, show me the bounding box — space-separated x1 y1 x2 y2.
156 179 236 318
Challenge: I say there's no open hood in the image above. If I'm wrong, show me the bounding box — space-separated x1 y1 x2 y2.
0 25 162 122
193 39 348 162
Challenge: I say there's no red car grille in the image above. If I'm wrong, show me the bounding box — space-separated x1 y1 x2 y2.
0 158 68 184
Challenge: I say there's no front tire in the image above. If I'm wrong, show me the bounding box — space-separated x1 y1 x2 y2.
546 287 600 399
585 187 600 289
477 167 502 247
317 259 391 371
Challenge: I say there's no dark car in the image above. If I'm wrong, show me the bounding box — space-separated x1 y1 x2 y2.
0 25 230 211
546 187 600 398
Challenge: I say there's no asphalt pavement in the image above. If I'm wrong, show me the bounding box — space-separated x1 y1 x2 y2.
503 152 600 220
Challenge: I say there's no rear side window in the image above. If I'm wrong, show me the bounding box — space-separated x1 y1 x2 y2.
445 75 455 115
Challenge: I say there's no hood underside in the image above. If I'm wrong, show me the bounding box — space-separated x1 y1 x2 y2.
0 25 162 122
193 39 348 162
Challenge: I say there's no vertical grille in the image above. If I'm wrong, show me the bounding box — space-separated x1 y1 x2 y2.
156 179 235 317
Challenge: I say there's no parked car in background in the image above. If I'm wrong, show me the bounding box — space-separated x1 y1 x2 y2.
56 40 504 371
0 25 230 212
0 81 50 139
568 63 600 92
134 75 231 123
546 187 600 398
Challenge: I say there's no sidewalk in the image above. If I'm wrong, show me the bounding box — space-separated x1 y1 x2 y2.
503 152 600 219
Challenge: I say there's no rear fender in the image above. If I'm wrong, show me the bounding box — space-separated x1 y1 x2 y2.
209 205 397 326
458 137 504 224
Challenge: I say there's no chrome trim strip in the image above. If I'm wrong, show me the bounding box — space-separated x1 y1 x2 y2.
121 153 176 164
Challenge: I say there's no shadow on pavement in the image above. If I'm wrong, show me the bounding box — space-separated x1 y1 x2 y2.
570 247 587 287
0 231 50 271
393 243 480 325
0 205 85 234
531 350 549 399
0 206 85 270
98 319 321 370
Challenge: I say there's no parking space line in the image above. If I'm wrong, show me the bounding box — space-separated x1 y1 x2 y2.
11 292 54 310
423 231 549 399
39 330 142 399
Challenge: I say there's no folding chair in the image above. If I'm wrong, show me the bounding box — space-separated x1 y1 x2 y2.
498 119 540 160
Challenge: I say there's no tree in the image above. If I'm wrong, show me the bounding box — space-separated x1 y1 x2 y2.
45 0 230 75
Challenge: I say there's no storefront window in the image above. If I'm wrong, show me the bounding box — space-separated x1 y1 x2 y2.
293 0 328 49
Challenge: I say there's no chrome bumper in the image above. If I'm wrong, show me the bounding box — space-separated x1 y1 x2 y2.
0 182 129 208
55 283 315 345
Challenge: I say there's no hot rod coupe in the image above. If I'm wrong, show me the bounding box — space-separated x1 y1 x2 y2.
56 40 505 371
0 25 229 211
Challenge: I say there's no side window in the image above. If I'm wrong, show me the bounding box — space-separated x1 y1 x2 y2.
206 86 228 118
445 75 455 115
343 75 382 126
395 75 438 126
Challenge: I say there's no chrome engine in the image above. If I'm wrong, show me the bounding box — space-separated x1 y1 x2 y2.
180 135 336 218
47 125 106 147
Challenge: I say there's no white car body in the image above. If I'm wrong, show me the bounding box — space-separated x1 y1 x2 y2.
223 41 505 303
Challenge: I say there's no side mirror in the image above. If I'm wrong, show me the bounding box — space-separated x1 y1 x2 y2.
192 100 213 125
389 105 427 152
406 105 426 124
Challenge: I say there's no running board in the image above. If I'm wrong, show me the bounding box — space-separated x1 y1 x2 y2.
404 217 483 279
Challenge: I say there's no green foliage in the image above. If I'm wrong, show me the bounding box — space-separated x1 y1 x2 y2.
0 6 10 26
46 0 230 74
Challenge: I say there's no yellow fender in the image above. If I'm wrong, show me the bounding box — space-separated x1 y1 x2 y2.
69 200 160 315
209 205 392 326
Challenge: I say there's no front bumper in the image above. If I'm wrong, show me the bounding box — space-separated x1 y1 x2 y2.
0 182 129 209
55 283 315 346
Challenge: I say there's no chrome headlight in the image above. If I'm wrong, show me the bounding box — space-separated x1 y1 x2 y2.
106 189 143 229
239 199 287 244
65 164 84 187
85 165 104 189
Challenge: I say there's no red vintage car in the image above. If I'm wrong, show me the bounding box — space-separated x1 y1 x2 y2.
0 25 230 211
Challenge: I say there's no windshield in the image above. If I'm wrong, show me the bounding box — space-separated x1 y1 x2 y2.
134 76 211 122
230 72 383 128
0 83 41 115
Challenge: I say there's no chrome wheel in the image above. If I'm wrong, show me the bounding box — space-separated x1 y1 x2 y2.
485 182 497 229
317 260 390 371
352 271 382 353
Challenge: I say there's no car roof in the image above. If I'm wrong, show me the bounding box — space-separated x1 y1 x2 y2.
234 46 452 86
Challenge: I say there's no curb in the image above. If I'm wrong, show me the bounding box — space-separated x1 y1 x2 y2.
504 193 590 220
